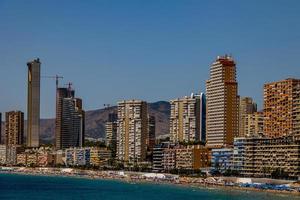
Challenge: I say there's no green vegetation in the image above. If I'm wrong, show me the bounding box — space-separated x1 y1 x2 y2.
178 141 206 146
271 168 290 179
169 168 207 178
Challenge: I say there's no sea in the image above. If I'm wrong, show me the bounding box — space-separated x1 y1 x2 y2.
0 173 299 200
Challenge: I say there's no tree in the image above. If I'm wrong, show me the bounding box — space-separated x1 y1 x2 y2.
271 168 289 179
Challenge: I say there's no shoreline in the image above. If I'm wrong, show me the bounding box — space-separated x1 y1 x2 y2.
1 167 299 197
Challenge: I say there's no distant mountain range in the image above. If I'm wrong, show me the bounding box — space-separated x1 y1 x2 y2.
1 101 171 144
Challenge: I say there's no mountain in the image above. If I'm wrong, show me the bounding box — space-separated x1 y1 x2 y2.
1 101 170 144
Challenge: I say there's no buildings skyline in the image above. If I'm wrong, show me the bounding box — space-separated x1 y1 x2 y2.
2 55 298 145
0 54 300 180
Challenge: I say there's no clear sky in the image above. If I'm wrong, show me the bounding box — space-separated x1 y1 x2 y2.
0 0 300 119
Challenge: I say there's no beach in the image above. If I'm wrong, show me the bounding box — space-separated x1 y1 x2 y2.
0 167 299 197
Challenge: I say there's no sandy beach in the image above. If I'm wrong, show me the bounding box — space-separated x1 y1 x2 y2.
0 167 299 197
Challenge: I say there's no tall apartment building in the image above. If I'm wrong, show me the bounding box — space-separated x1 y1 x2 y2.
0 113 2 144
239 97 257 137
264 78 300 138
5 111 24 145
55 87 73 149
206 55 239 147
106 113 118 157
55 86 85 150
244 112 264 137
116 100 148 164
147 115 156 151
27 58 41 147
170 93 206 143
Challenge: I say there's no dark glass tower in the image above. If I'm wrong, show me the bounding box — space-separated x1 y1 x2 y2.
55 87 85 150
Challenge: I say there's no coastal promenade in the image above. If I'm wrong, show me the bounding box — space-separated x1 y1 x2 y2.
0 166 299 196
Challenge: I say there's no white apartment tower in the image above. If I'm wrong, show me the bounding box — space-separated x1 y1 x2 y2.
116 100 148 164
206 55 239 147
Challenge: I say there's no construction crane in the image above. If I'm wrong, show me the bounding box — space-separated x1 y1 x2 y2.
104 104 110 109
42 75 64 89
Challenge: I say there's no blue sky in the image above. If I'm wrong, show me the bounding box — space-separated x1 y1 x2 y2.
0 0 300 118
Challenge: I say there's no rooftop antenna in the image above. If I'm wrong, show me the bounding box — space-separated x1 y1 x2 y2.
64 82 73 97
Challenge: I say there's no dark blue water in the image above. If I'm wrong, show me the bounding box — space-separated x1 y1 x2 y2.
0 173 299 200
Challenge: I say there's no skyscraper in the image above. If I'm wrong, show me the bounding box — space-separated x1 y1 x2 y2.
147 115 156 151
199 93 206 143
170 93 206 144
55 86 85 150
106 113 118 157
27 58 41 147
5 111 24 145
239 97 257 137
206 55 239 147
116 100 148 164
0 113 2 144
264 78 300 138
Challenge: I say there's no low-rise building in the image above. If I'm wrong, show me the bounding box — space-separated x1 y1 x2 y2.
162 148 176 172
26 153 37 166
0 145 7 165
37 152 48 167
152 143 175 172
53 150 64 166
211 148 234 172
233 136 300 179
16 153 26 166
160 144 210 172
98 148 111 166
244 112 264 137
233 138 245 171
6 145 24 165
90 147 101 166
65 147 91 166
176 145 210 170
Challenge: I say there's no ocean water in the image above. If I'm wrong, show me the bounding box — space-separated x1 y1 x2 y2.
0 173 299 200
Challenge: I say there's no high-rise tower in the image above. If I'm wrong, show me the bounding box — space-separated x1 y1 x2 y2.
106 113 118 157
0 113 2 144
55 86 85 150
206 55 239 147
27 58 41 147
116 100 148 164
5 111 24 145
147 115 156 151
264 78 300 138
170 93 206 144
